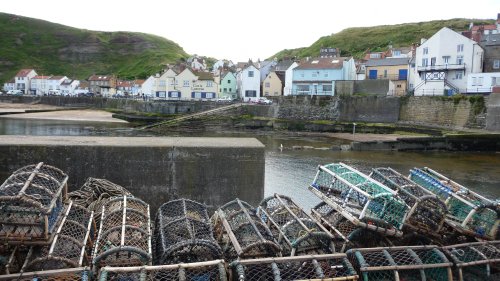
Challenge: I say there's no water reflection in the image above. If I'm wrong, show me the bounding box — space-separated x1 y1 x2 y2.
0 117 498 210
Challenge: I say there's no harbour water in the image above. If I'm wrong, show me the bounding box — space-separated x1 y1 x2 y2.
1 117 499 210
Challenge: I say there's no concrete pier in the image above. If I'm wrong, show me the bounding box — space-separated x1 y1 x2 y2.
0 136 265 212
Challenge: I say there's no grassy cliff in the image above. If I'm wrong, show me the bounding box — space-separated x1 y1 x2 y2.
271 18 494 60
0 12 189 83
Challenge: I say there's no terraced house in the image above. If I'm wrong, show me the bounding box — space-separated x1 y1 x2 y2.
218 71 237 100
88 75 117 96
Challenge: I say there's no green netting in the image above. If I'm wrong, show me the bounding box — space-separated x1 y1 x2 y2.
371 168 447 234
348 246 452 281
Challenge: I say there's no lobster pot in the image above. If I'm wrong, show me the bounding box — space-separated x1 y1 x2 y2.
0 162 68 245
231 254 358 281
410 168 499 240
93 196 152 268
213 198 280 259
153 199 222 265
310 163 409 237
258 194 334 256
370 167 447 235
97 260 227 281
68 177 132 227
311 202 393 251
0 246 29 275
348 246 453 281
442 241 500 281
0 267 92 281
21 201 95 271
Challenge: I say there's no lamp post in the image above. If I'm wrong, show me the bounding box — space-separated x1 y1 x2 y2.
352 123 357 135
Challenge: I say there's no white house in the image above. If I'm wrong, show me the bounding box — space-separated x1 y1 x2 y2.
3 79 15 92
466 72 500 93
283 62 299 96
212 59 234 72
142 76 156 97
14 69 37 95
30 75 67 95
47 76 68 94
188 56 207 71
238 63 261 101
60 79 80 96
153 69 178 99
413 27 484 96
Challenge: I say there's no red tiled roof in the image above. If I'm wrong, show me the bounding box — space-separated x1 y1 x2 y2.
295 58 344 70
15 69 35 77
33 75 51 79
134 79 145 85
471 24 497 31
117 81 132 87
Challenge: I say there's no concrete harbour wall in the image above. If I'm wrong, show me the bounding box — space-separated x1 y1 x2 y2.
0 136 265 212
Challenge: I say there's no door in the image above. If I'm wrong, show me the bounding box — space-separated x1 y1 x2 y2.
369 70 378 80
398 69 408 80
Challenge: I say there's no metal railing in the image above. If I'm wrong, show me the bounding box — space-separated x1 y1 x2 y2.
417 64 466 72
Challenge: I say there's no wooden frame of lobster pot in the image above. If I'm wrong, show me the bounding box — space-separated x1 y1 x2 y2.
153 198 222 265
0 162 68 245
258 193 335 256
213 198 281 259
93 196 152 269
0 266 92 281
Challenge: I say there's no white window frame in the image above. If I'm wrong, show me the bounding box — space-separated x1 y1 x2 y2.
423 47 428 55
494 59 500 69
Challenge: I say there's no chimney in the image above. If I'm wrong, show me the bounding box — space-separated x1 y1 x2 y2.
420 38 427 44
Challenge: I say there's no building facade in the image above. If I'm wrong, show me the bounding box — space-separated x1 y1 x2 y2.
15 69 37 94
412 27 483 96
239 64 261 101
219 72 237 99
88 75 117 96
262 71 283 96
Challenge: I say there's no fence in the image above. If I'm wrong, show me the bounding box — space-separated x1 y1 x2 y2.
93 196 152 269
22 201 95 271
410 167 499 240
258 194 335 256
97 260 227 281
309 163 409 237
348 245 453 281
213 198 281 259
441 241 500 281
370 167 447 235
231 254 358 281
153 198 222 265
0 162 68 245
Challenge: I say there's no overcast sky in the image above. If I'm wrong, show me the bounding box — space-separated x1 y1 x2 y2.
1 0 498 62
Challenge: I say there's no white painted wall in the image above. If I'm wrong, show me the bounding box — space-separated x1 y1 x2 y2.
240 65 261 101
142 76 156 97
413 27 484 96
467 72 500 93
284 62 298 96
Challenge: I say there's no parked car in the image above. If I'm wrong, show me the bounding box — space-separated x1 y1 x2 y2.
216 96 232 103
7 90 23 95
257 97 273 105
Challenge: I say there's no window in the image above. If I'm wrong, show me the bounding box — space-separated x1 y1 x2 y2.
457 55 464 65
159 81 166 87
223 88 227 92
248 71 254 77
265 82 270 88
494 60 500 69
422 58 428 67
423 47 428 55
312 73 317 77
229 88 232 92
472 77 477 86
396 84 402 88
455 71 463 80
492 77 499 86
431 57 436 66
207 81 213 87
245 90 256 97
393 50 401 56
370 53 381 58
322 84 332 93
296 85 310 93
300 73 305 78
227 79 231 83
265 91 269 95
183 80 190 87
477 77 483 85
383 70 388 78
457 44 464 52
443 56 450 64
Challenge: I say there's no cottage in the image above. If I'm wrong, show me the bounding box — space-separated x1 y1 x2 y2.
291 57 355 96
238 62 261 101
412 27 484 96
153 68 178 99
262 71 283 96
88 75 117 96
192 72 218 100
283 62 299 96
2 79 15 92
59 79 80 96
14 69 37 95
219 71 238 100
175 68 198 99
366 57 410 96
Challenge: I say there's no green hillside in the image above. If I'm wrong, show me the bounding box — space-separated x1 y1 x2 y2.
0 12 188 83
271 18 494 60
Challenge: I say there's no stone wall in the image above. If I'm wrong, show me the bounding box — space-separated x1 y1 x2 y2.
354 80 389 95
486 93 500 131
399 96 487 129
338 96 400 123
0 136 265 212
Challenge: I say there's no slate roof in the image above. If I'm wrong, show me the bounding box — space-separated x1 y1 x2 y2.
274 60 295 71
295 58 344 70
481 34 500 46
88 75 114 81
194 71 214 80
366 57 410 67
